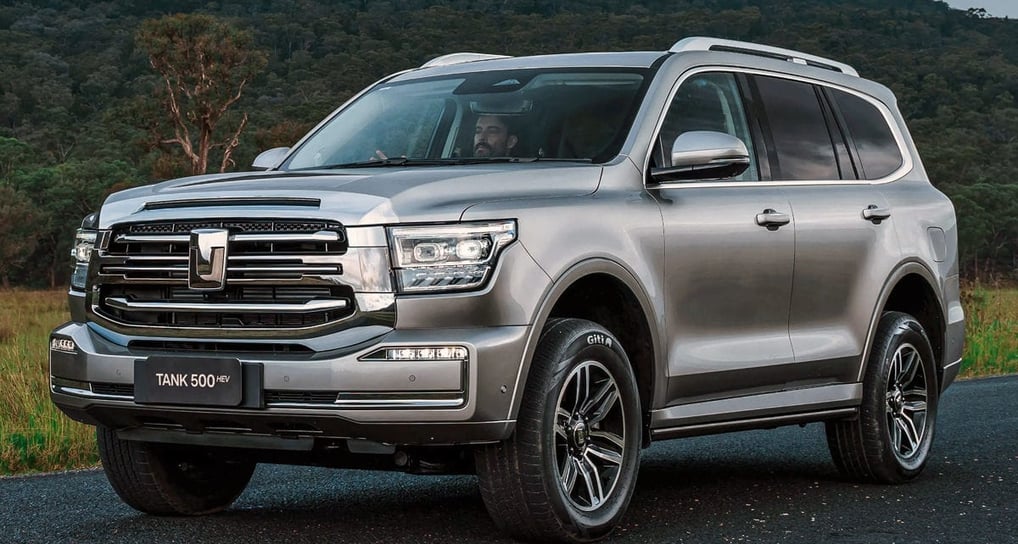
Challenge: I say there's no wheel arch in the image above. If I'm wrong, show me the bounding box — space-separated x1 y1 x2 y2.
507 258 661 442
859 260 947 386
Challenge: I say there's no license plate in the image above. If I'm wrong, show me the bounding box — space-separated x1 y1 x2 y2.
134 357 243 406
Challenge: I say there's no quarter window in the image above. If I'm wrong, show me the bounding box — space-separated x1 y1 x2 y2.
831 90 903 179
754 76 840 181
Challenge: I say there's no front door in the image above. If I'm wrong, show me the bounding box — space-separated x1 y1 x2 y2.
651 71 796 405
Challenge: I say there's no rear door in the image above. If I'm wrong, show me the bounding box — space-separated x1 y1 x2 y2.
747 74 903 384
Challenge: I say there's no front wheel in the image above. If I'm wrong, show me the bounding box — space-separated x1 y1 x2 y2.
826 311 939 483
475 318 641 543
97 426 255 515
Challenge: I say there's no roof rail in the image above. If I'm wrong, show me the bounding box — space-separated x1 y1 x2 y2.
420 52 511 68
669 37 859 77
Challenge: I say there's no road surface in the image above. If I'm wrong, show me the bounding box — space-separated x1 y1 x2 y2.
2 376 1015 543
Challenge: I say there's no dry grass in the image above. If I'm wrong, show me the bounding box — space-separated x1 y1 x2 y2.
0 289 97 474
0 287 1014 475
959 286 1018 378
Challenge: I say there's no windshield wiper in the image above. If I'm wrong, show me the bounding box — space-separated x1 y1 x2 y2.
324 158 449 169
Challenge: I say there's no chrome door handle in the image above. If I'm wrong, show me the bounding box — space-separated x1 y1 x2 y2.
862 205 892 224
755 209 791 230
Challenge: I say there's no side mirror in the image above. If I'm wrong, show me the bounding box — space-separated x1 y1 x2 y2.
251 147 290 170
650 131 750 182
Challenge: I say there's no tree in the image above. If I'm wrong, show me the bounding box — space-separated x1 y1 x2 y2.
136 14 267 175
0 184 41 288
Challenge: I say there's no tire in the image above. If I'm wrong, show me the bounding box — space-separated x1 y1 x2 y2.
475 318 642 543
826 311 939 483
97 426 255 515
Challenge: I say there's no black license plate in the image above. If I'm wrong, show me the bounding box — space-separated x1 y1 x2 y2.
134 357 243 406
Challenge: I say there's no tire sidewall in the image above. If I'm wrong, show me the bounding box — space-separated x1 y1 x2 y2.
535 323 641 539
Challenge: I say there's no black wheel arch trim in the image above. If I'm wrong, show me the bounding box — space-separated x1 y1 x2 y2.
505 257 663 423
858 259 947 383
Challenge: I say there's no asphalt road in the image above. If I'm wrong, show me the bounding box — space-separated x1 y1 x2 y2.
2 376 1015 544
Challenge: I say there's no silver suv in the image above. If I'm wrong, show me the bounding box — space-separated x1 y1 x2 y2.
50 37 964 542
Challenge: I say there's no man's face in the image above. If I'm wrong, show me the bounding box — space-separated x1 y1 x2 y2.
474 115 517 157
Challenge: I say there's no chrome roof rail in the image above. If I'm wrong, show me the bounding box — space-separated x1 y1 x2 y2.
669 36 859 77
420 52 511 68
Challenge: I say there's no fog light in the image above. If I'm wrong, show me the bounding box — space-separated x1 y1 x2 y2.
361 346 468 361
50 338 76 353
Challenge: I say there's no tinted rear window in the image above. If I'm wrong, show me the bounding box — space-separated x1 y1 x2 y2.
831 90 903 179
755 76 839 181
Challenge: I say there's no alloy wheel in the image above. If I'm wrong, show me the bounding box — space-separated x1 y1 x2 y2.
554 360 627 512
884 342 929 463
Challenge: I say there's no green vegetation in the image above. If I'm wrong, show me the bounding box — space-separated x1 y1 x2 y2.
960 286 1018 376
0 1 1017 286
0 290 97 474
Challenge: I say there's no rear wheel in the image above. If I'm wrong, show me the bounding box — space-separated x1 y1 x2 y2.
97 426 255 515
826 311 939 483
475 318 641 543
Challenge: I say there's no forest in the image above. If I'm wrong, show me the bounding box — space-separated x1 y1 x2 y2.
0 0 1016 287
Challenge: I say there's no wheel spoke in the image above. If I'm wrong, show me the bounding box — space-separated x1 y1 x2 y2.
573 365 591 414
895 414 921 454
590 430 624 449
889 412 903 452
587 443 623 466
560 456 579 495
556 408 571 440
890 350 903 385
580 454 606 507
901 349 921 386
902 399 928 413
575 454 601 507
584 382 619 425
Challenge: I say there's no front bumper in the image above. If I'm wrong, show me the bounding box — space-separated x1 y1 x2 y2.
49 321 530 447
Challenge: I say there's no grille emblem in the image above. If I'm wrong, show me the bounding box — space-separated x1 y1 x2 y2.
188 229 229 290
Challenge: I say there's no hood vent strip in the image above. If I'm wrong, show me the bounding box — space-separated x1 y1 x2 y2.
144 197 321 210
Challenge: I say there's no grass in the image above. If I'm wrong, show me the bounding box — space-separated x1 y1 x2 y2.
959 286 1018 377
0 286 1015 475
0 290 98 474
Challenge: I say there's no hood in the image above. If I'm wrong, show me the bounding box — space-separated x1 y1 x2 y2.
97 163 603 229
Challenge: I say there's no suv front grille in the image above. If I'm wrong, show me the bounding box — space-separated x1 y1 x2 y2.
94 219 354 330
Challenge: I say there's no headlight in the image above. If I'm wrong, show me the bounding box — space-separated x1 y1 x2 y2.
70 228 97 290
72 229 97 263
387 220 516 293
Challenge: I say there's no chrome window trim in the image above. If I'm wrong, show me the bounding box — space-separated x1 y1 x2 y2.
642 66 914 189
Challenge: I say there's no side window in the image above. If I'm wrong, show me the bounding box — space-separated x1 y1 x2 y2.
830 89 903 179
754 75 840 181
658 72 758 181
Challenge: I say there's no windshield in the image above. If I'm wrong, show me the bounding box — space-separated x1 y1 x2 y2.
283 68 649 170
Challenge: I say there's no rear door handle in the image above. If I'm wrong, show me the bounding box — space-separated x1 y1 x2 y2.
755 209 791 230
862 205 892 224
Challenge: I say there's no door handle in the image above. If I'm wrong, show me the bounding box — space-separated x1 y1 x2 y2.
862 205 892 224
755 209 791 230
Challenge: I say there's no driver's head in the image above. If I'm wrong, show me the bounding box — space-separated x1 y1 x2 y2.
474 115 518 157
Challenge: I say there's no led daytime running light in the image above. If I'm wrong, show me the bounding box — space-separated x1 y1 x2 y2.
50 338 76 353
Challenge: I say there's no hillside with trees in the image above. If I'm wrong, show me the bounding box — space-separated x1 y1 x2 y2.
0 0 1016 286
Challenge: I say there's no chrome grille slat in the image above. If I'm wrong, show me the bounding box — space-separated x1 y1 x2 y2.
229 266 341 274
105 297 349 314
100 265 341 274
114 231 341 244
